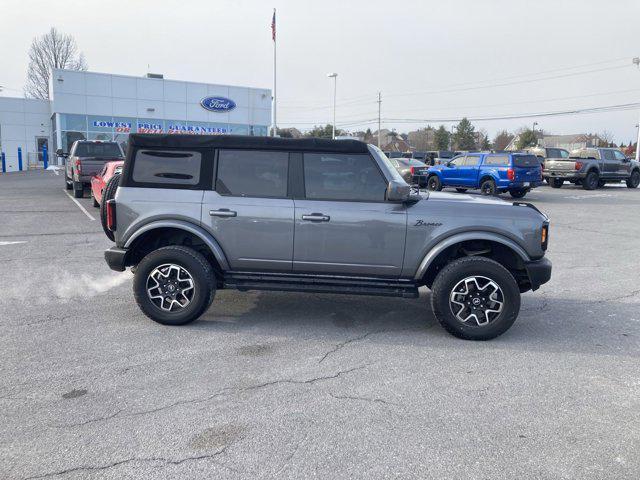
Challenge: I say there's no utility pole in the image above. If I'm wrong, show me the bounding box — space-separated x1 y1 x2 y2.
327 73 338 139
377 92 382 148
634 57 640 161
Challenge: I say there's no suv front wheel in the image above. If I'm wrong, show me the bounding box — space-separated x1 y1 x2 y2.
133 246 216 326
431 256 521 340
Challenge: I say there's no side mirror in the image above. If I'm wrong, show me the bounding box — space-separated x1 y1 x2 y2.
386 180 411 202
56 148 67 157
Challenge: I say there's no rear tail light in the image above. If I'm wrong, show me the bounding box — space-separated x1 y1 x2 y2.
410 166 416 175
106 199 116 231
507 168 515 181
75 159 82 175
574 161 583 170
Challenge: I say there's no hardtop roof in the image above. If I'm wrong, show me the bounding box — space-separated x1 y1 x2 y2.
128 134 370 154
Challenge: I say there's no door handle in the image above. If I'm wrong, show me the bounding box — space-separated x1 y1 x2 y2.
301 213 330 222
209 209 237 218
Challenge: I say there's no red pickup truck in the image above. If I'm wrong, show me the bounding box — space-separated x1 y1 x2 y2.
61 141 124 198
90 160 124 207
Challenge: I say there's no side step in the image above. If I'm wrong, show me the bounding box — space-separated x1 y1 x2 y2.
223 271 419 298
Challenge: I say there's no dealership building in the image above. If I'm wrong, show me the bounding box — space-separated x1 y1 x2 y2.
0 69 272 172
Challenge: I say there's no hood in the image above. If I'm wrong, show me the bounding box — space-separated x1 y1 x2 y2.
423 191 512 207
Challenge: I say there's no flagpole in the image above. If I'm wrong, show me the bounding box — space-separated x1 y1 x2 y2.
272 8 277 137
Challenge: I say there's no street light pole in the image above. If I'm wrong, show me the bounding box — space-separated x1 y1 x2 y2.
633 57 639 161
327 73 338 139
377 92 382 148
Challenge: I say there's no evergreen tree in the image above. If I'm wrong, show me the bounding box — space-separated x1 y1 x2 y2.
452 118 476 150
434 125 451 150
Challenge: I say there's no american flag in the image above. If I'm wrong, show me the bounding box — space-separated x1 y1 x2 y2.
271 9 276 42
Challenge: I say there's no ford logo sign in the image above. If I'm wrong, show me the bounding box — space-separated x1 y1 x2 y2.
200 96 236 112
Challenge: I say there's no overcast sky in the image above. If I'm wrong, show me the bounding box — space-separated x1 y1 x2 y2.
2 0 640 143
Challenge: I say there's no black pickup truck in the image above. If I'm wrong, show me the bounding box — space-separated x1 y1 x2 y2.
544 147 640 190
61 141 124 198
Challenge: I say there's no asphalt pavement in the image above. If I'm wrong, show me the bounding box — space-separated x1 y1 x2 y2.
1 170 639 479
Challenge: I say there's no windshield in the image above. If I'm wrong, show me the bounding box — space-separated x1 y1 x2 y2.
368 144 406 184
74 142 123 158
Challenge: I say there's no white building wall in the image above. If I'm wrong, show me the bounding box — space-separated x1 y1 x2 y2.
0 97 51 173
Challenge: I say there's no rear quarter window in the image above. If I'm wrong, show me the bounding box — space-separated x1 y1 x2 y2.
483 155 509 166
131 150 202 186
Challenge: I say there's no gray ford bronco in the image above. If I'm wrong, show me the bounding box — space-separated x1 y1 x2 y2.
104 134 551 340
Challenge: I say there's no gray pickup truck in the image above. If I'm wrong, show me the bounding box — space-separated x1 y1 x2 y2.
544 147 640 190
104 134 551 340
61 140 124 198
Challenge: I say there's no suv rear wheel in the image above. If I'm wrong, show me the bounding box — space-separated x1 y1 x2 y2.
427 175 442 191
431 256 521 340
480 179 496 196
72 181 83 198
627 170 640 188
133 246 216 326
582 171 599 190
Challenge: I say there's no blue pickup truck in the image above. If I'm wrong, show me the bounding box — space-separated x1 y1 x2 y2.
426 152 543 198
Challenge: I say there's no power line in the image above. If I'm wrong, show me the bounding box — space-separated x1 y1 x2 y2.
384 64 633 99
382 101 640 124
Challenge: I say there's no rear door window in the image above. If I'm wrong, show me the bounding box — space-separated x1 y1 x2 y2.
465 155 481 166
132 150 202 186
512 155 539 167
603 150 616 161
216 150 288 198
303 153 387 202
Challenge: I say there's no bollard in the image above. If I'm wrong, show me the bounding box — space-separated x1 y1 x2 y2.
1 152 5 173
42 145 48 170
18 147 23 171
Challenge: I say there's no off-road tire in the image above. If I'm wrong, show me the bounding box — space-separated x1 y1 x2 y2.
73 181 83 198
509 189 528 198
431 256 521 340
100 173 121 241
133 246 216 326
550 178 563 189
582 171 599 190
627 170 640 189
427 175 442 191
455 188 468 193
480 178 497 196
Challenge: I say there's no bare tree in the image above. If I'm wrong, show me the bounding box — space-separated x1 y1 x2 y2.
25 28 87 99
598 130 615 147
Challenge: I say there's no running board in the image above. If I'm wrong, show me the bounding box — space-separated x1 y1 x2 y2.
223 272 419 298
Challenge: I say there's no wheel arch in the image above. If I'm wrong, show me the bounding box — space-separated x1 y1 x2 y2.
479 174 496 185
415 232 531 289
124 220 230 272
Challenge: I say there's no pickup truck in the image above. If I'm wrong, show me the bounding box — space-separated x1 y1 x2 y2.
426 152 543 198
103 134 551 340
544 147 640 189
61 140 125 198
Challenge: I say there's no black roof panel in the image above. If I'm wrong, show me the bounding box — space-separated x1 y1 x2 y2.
128 134 370 153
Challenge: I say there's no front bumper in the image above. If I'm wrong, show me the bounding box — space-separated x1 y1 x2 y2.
524 257 552 291
105 247 128 272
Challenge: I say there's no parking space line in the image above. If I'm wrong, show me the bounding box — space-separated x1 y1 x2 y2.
0 241 27 246
62 189 96 221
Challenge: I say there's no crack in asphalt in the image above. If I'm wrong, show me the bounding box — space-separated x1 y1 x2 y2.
23 448 229 479
318 330 384 364
329 392 401 407
52 364 373 429
595 289 640 303
273 434 308 477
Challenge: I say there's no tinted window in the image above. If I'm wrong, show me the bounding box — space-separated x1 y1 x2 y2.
74 142 122 157
513 155 540 167
602 150 616 161
465 155 481 166
484 155 509 166
132 150 201 185
303 153 386 202
216 150 288 197
613 150 627 161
